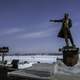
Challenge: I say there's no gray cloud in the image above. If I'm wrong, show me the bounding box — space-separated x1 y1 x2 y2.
0 28 24 36
17 29 53 39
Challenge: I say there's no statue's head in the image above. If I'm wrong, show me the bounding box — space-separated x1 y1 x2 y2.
64 13 69 19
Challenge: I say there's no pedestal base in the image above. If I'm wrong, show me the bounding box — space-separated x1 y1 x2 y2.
62 46 79 66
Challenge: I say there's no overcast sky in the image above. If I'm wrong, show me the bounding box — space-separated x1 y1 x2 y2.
0 0 80 53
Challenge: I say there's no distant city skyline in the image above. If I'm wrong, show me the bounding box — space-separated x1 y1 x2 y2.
0 0 80 53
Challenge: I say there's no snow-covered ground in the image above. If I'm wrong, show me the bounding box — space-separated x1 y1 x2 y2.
0 55 62 69
0 55 62 64
0 55 80 69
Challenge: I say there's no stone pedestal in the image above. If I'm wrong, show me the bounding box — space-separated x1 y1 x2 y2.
62 47 79 66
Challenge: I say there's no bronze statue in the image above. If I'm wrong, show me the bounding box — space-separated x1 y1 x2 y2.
50 13 75 47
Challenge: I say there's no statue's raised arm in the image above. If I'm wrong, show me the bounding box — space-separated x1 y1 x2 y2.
50 19 63 22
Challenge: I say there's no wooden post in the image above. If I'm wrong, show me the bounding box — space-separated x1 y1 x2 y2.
2 52 4 64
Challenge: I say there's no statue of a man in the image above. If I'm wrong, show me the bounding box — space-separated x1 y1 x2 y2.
50 13 75 47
